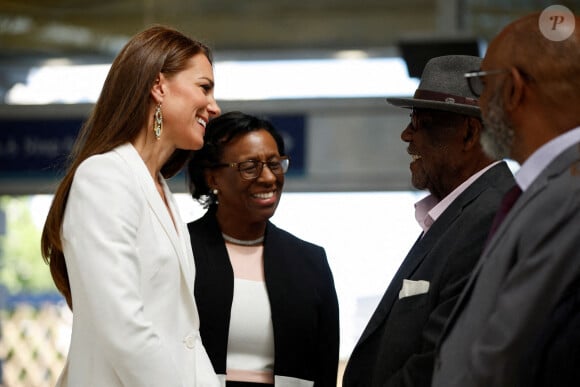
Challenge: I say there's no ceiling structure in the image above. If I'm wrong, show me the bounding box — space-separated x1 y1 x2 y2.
0 0 577 102
0 0 577 194
1 0 438 57
1 0 575 61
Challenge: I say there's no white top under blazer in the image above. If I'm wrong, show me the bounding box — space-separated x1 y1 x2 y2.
57 143 219 387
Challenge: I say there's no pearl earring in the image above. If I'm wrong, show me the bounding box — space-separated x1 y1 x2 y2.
212 188 219 195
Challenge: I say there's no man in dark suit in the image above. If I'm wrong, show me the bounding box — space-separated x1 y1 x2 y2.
341 55 515 387
521 275 580 387
432 11 580 386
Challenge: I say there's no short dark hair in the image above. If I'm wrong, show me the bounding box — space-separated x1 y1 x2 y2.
187 111 286 208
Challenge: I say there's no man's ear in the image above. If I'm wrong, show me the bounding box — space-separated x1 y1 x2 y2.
463 117 482 150
503 66 525 113
151 73 165 103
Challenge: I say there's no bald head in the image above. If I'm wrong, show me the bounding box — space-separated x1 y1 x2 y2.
479 12 580 162
488 12 580 111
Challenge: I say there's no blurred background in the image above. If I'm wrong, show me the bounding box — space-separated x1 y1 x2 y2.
0 0 575 386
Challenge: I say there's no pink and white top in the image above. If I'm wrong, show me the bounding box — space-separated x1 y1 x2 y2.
224 242 275 384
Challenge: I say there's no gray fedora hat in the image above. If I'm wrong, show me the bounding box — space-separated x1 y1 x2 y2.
387 55 482 117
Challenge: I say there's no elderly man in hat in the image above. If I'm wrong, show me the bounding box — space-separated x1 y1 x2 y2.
341 55 515 387
432 12 580 387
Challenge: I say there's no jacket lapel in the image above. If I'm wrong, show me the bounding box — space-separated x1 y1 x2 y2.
460 147 578 301
440 147 580 343
115 143 195 297
358 196 465 345
356 164 503 346
484 148 579 260
163 181 195 295
356 233 428 343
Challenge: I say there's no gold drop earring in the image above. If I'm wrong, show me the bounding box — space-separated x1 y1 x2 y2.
153 103 163 140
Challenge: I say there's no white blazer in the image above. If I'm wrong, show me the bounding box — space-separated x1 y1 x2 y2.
57 143 219 387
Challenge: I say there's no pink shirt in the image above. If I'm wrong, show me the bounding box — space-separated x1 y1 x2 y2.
414 161 502 235
224 243 275 384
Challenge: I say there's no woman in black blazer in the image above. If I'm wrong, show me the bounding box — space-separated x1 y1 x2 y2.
186 111 339 387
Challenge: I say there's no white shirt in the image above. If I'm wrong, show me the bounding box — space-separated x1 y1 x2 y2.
224 243 275 384
515 126 580 191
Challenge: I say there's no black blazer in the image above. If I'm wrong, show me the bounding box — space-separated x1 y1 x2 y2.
188 209 339 387
342 162 515 387
432 144 580 386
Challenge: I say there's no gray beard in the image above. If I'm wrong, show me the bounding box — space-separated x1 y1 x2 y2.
481 90 515 160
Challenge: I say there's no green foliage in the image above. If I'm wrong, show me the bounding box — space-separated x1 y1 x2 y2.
0 196 56 293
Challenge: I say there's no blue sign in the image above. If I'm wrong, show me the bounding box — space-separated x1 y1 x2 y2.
265 114 305 177
0 118 83 177
0 114 305 179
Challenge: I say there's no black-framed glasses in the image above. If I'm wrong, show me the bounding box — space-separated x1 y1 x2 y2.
464 69 509 97
213 156 290 180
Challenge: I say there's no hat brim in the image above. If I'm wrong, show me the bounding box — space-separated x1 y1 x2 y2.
386 97 481 118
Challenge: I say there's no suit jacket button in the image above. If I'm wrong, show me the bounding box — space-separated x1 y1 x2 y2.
184 335 196 349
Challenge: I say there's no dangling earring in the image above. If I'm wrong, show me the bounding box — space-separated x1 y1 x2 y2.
153 103 163 140
212 188 219 205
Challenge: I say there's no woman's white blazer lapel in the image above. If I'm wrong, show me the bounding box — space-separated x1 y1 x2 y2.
116 143 196 299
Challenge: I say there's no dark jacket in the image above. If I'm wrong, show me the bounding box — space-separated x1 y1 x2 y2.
188 209 339 387
520 275 580 387
343 161 515 387
433 144 580 387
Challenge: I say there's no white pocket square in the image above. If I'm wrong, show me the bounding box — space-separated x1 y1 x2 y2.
398 279 430 299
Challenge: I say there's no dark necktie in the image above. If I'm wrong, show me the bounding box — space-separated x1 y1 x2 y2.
486 184 523 244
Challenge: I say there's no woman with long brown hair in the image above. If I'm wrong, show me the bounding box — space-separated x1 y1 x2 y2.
41 25 221 386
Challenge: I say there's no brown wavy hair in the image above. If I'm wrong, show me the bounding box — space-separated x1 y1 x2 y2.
40 25 213 309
